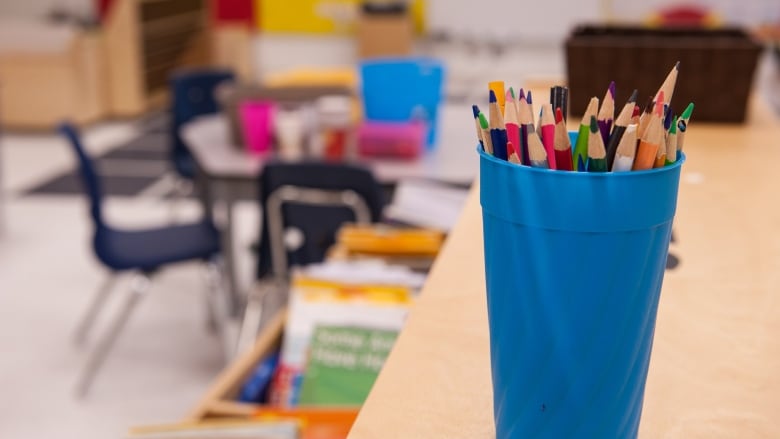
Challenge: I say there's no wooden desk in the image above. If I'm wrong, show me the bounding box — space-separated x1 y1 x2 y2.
349 97 780 438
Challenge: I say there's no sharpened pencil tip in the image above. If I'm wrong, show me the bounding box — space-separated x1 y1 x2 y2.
664 107 674 130
526 90 533 104
478 112 488 128
675 61 680 70
489 90 497 103
608 81 616 98
589 115 599 133
555 107 564 124
629 89 638 103
472 105 480 118
654 91 665 116
681 102 694 119
506 89 514 101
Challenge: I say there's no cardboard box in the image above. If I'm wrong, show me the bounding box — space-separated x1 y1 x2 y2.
356 4 413 59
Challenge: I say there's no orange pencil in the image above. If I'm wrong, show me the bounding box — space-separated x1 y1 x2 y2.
633 92 665 170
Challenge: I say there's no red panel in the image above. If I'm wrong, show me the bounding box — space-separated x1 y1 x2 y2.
211 0 255 27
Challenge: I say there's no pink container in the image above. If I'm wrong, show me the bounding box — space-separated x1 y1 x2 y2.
356 120 425 160
240 101 275 155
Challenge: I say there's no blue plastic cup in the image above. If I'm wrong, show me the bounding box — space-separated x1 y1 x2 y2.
479 143 684 438
359 57 445 148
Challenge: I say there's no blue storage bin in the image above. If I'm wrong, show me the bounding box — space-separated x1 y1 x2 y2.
359 57 445 148
479 143 684 438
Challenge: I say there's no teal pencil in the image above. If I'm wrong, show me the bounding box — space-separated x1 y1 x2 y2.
587 115 608 172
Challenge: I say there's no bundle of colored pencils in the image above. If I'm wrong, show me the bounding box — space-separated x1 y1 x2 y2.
472 63 694 172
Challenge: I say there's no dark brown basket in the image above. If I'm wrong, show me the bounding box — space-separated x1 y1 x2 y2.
565 25 763 123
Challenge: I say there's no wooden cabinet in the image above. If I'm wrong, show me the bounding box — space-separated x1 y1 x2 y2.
104 0 210 116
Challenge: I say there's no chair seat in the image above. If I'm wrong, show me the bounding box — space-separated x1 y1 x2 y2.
95 221 220 272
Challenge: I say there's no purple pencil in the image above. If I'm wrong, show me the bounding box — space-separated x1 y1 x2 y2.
597 81 615 146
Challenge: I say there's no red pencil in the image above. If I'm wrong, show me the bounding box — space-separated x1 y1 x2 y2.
553 107 573 171
539 103 557 170
504 89 521 164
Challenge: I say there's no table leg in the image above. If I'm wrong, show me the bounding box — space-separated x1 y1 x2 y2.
221 190 242 316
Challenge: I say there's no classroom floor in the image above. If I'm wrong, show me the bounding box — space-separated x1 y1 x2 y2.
0 121 259 438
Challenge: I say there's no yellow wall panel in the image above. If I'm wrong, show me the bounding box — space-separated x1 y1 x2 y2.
257 0 425 34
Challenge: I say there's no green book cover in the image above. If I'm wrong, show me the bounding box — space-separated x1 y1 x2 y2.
298 325 398 406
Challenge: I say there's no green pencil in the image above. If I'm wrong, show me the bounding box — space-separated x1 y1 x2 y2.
587 115 608 172
479 112 492 155
573 97 599 171
676 103 694 159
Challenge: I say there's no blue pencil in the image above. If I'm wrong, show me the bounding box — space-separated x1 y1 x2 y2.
489 90 508 160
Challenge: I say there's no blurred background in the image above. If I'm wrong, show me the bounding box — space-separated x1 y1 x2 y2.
0 0 779 438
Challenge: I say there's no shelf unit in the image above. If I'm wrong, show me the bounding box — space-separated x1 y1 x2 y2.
104 0 211 116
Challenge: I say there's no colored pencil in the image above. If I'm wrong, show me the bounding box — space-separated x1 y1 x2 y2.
663 106 674 132
507 87 519 116
631 104 641 125
676 102 694 158
633 91 665 170
655 61 680 112
526 90 535 128
504 89 521 163
489 90 508 160
572 96 599 171
605 89 638 169
526 124 549 168
489 81 506 115
636 95 654 139
612 123 638 172
539 103 557 170
577 155 587 172
550 85 568 121
553 107 573 171
597 81 616 145
653 136 667 168
587 116 608 172
507 141 521 164
665 116 678 165
518 91 534 166
478 111 492 155
472 105 484 150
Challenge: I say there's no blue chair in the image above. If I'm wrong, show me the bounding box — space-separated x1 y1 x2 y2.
235 162 385 352
170 68 235 181
359 57 445 147
59 123 223 396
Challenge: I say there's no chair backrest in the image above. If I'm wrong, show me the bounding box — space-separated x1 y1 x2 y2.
256 162 385 279
359 57 445 147
170 68 235 177
58 123 104 228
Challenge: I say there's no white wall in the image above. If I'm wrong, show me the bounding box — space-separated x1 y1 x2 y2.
609 0 780 26
0 0 92 19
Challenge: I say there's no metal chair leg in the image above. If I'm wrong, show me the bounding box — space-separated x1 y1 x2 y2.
203 259 235 361
235 277 286 355
73 274 119 346
75 273 150 398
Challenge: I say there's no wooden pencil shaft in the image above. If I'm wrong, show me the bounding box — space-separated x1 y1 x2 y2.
481 126 493 154
605 125 626 169
633 140 659 170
